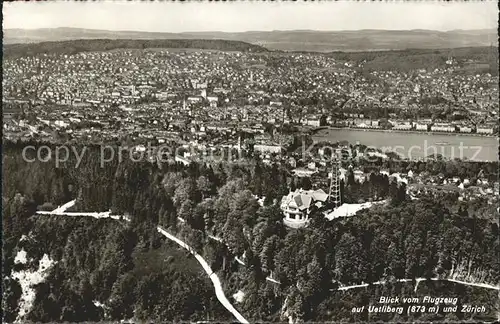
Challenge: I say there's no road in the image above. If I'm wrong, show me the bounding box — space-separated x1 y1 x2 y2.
207 235 280 285
36 202 249 324
334 277 499 292
36 201 499 322
156 227 248 323
204 232 500 292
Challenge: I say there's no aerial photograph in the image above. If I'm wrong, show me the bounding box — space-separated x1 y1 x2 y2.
2 1 499 323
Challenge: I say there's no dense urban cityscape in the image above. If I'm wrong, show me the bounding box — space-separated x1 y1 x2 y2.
3 47 499 145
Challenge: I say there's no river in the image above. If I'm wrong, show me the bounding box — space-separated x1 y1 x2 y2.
313 128 498 161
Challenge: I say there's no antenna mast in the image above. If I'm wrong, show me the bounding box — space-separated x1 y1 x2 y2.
328 148 342 208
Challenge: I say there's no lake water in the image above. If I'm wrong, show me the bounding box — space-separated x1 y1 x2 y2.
313 128 498 161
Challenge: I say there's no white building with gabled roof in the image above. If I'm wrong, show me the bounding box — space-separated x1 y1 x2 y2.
280 188 329 228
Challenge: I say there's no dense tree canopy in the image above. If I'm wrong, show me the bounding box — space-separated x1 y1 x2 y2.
2 140 498 322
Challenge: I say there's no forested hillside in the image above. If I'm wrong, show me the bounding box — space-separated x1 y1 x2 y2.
3 38 269 59
4 27 497 51
2 203 228 323
3 37 496 75
327 46 499 74
2 140 499 322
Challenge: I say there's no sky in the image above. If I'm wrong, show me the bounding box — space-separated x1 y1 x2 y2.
3 1 498 32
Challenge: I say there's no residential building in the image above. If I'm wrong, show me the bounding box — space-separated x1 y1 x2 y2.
254 144 282 154
431 123 455 132
476 126 494 134
458 125 473 133
415 123 430 131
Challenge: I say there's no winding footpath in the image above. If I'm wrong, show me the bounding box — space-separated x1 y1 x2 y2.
49 200 76 213
207 235 281 285
36 201 249 324
156 226 248 323
206 234 500 292
334 277 499 292
37 201 499 322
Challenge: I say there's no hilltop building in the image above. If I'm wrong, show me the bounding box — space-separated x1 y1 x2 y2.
280 189 329 228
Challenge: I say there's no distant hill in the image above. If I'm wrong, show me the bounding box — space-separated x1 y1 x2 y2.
3 27 498 52
2 38 269 58
326 46 499 75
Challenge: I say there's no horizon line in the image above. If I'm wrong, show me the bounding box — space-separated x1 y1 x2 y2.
4 26 497 33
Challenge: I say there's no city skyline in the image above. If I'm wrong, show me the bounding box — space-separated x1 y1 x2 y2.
3 1 498 33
